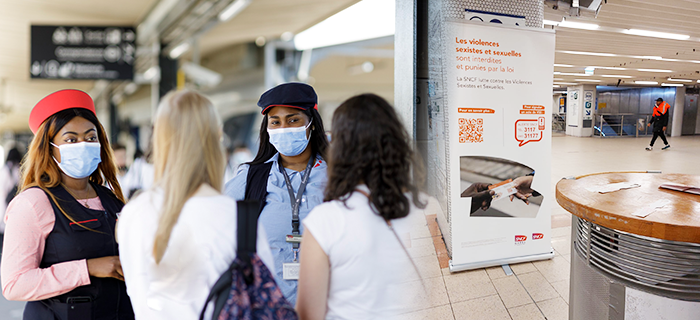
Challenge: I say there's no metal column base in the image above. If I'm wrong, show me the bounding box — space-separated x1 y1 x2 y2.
569 216 700 320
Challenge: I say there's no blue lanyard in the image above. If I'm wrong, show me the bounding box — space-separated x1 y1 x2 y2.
278 155 315 248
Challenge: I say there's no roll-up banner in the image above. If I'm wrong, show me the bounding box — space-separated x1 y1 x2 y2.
440 20 556 271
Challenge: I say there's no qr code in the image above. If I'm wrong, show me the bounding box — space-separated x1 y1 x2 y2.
459 118 483 143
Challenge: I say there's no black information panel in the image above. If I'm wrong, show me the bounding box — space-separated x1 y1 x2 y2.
30 26 135 80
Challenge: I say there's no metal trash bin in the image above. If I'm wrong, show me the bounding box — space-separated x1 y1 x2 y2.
557 172 700 320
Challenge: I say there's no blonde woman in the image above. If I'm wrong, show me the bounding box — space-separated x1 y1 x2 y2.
117 91 274 320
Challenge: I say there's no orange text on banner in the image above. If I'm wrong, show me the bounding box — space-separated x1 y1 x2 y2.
520 110 545 114
522 105 545 110
458 108 495 114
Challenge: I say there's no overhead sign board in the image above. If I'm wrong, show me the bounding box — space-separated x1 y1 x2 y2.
30 25 135 80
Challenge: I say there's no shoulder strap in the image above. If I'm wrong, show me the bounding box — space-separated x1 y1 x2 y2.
236 200 259 256
244 162 273 217
199 199 263 320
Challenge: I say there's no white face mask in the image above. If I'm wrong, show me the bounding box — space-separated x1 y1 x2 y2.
51 142 102 179
267 120 313 156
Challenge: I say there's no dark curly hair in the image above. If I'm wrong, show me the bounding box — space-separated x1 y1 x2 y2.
325 94 425 221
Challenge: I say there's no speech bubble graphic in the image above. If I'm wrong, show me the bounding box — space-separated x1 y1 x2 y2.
515 119 543 147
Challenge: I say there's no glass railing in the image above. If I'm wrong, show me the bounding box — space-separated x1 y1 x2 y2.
552 113 566 132
593 114 653 137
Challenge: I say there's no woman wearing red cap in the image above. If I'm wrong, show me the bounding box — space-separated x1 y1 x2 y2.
0 89 134 319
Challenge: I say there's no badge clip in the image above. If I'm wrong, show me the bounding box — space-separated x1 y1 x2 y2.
286 234 302 243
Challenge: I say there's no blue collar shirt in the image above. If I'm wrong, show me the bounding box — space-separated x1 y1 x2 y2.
224 153 327 305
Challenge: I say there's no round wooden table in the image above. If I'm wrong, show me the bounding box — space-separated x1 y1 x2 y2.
556 172 700 243
556 172 700 320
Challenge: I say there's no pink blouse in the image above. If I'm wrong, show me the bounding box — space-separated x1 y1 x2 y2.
1 188 104 301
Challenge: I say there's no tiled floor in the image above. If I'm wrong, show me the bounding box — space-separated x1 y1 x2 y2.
1 135 697 319
400 134 700 320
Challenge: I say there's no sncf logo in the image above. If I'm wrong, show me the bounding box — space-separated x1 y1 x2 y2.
532 233 544 240
515 235 527 242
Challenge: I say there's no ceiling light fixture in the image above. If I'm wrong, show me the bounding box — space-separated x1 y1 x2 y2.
558 72 590 76
600 75 633 78
593 66 626 70
168 42 190 59
219 0 253 22
622 29 690 40
635 81 658 85
661 83 684 86
667 78 693 82
637 69 673 73
142 66 160 81
554 82 579 85
543 20 560 26
559 50 617 57
635 56 663 60
553 64 574 67
575 79 601 82
559 20 599 30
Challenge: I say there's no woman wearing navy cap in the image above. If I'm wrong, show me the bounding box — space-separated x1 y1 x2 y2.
225 82 329 305
1 89 134 319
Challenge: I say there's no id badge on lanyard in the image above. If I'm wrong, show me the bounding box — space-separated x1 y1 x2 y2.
279 156 314 280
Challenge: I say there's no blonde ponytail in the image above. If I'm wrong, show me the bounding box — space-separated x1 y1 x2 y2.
151 90 225 263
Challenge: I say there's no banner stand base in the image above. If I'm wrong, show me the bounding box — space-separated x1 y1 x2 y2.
449 249 555 273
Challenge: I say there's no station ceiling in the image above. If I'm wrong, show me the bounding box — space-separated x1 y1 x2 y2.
0 0 359 131
1 0 699 131
547 0 700 89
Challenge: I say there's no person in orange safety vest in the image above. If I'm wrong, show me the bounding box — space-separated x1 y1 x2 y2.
646 97 670 151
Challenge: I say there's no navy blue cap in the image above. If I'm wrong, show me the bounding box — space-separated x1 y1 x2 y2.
257 82 318 114
656 97 663 101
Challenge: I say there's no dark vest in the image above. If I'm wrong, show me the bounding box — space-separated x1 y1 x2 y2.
245 162 273 217
23 183 134 320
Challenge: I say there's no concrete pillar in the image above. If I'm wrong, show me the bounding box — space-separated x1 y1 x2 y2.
566 84 596 137
671 86 685 137
394 0 417 139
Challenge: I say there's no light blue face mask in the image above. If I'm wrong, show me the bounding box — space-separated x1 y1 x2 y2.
268 120 313 156
51 142 102 179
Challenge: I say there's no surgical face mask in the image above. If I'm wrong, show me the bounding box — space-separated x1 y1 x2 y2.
51 142 102 179
268 120 313 157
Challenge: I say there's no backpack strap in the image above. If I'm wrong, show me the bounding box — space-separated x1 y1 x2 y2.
236 200 259 257
244 162 273 218
200 200 262 320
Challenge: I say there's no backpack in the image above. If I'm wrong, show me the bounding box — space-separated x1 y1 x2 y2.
199 200 298 320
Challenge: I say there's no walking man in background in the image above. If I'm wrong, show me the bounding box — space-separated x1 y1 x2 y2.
646 97 671 151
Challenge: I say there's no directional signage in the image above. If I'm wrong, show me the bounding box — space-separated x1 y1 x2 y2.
583 90 594 120
30 26 135 80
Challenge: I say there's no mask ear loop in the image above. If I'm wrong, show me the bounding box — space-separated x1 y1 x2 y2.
305 119 314 140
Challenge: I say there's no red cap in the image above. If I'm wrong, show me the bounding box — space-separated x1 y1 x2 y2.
29 89 96 134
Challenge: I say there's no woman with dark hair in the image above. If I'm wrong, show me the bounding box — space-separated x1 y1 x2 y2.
1 89 134 320
224 82 329 305
296 93 426 319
